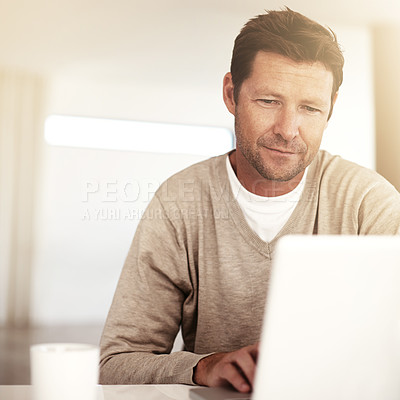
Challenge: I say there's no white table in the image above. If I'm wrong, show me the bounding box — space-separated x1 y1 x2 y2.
0 384 196 400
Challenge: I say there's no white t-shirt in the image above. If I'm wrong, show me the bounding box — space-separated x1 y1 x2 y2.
226 155 307 242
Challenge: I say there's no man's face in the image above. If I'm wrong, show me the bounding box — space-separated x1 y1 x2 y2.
224 51 335 186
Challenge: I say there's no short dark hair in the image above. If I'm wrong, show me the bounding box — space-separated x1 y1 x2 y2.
231 8 344 118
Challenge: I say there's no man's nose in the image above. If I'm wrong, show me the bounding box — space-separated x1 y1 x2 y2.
273 107 300 141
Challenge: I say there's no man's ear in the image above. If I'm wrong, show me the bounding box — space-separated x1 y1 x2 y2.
332 91 338 108
327 91 339 123
223 72 236 116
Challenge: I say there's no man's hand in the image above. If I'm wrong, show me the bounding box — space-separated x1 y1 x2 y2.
193 343 259 393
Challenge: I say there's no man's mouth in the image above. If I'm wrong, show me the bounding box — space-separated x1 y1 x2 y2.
266 147 296 155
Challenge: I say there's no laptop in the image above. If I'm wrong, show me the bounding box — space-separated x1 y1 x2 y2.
190 235 400 400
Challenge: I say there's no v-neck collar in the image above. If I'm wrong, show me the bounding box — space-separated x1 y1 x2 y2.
214 151 320 258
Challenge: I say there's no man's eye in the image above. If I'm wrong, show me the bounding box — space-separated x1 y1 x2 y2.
304 105 320 113
258 99 279 105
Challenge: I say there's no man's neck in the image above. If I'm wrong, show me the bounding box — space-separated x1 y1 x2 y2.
228 150 305 197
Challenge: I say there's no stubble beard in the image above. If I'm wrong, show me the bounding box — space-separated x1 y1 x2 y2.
235 119 310 183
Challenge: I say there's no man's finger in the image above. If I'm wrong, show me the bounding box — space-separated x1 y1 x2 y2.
219 362 251 393
247 342 259 358
233 350 257 387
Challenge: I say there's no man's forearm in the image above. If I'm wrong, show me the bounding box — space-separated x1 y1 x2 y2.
100 350 208 385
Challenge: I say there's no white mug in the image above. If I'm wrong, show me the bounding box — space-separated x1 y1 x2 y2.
30 343 99 400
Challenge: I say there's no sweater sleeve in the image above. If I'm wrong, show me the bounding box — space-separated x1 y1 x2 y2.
358 179 400 235
99 194 207 385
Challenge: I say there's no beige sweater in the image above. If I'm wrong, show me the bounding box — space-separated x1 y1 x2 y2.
99 151 400 385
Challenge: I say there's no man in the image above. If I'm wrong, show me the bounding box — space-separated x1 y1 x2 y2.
99 8 400 394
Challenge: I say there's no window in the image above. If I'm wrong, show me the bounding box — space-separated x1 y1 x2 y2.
44 115 234 157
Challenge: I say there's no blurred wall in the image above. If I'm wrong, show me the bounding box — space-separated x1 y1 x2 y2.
373 26 400 191
0 71 45 327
